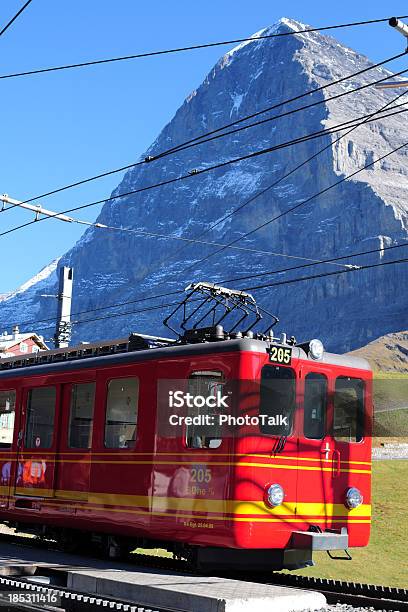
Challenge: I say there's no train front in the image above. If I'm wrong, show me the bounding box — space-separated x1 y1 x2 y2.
226 338 372 570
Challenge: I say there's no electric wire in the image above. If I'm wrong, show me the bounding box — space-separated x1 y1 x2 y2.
0 0 33 38
243 255 408 292
1 36 407 334
1 16 406 80
2 102 408 241
23 254 408 334
12 240 408 332
148 92 408 276
4 103 408 270
3 95 408 332
73 256 408 327
178 89 408 275
12 53 407 207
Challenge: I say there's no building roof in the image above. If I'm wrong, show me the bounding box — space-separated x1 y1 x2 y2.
0 332 49 353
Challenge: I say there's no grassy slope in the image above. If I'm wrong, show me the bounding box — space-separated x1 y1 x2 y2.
348 332 408 374
291 460 408 588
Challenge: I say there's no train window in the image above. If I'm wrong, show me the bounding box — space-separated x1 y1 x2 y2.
0 390 16 447
68 383 95 449
259 366 295 435
304 373 327 439
186 371 224 449
25 387 56 449
105 378 139 448
333 377 364 443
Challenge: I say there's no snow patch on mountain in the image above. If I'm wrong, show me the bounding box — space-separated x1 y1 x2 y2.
2 258 60 303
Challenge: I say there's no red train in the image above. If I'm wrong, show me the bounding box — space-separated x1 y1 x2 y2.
0 284 372 570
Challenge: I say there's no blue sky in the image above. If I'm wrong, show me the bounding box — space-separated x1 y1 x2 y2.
1 0 407 293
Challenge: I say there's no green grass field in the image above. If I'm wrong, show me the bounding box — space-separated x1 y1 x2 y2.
292 460 408 588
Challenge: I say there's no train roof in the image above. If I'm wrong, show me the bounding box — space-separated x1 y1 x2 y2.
0 331 371 381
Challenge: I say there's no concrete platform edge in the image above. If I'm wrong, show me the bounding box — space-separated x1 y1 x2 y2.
67 569 327 612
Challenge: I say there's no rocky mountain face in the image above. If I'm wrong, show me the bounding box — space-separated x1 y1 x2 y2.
1 17 408 352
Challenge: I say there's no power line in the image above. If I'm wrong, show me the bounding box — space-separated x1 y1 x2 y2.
18 291 185 330
148 56 408 160
4 102 407 226
73 256 408 327
29 299 182 334
1 100 406 328
244 256 408 292
26 254 408 334
0 0 33 38
0 193 355 267
179 90 408 275
1 16 406 80
15 52 407 206
153 90 408 276
222 241 408 284
2 102 408 241
10 240 408 332
2 80 407 340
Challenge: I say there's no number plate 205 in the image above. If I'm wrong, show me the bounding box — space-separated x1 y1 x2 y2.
269 345 292 365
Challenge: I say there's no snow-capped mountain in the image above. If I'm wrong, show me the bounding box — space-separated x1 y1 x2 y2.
1 17 407 352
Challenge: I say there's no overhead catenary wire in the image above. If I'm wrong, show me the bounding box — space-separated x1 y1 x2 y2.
151 86 408 276
0 0 33 38
4 102 408 260
1 16 407 80
71 257 408 327
12 240 408 332
13 53 408 207
222 241 408 284
1 29 407 335
178 88 408 276
2 102 408 241
2 93 408 327
243 255 408 292
0 193 357 267
21 255 408 334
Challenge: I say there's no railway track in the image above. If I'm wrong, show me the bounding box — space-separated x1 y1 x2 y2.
0 532 406 611
263 573 408 611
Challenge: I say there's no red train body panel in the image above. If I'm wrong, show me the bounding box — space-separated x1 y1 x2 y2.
0 335 372 568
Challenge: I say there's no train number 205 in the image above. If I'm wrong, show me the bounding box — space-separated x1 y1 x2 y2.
269 345 292 365
191 467 212 483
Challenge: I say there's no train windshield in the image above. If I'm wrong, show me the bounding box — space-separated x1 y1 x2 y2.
259 365 295 435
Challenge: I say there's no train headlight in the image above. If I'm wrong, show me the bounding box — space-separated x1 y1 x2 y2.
309 339 324 360
266 483 285 507
345 487 363 509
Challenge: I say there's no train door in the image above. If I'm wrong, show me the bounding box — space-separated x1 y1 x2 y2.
330 374 372 543
14 384 60 498
53 380 96 503
88 363 155 535
0 386 19 508
296 367 372 534
296 364 336 530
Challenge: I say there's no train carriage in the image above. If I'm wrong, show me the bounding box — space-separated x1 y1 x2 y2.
0 283 372 569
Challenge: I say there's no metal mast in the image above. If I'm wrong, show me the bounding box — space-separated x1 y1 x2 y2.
54 267 73 349
375 19 408 90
